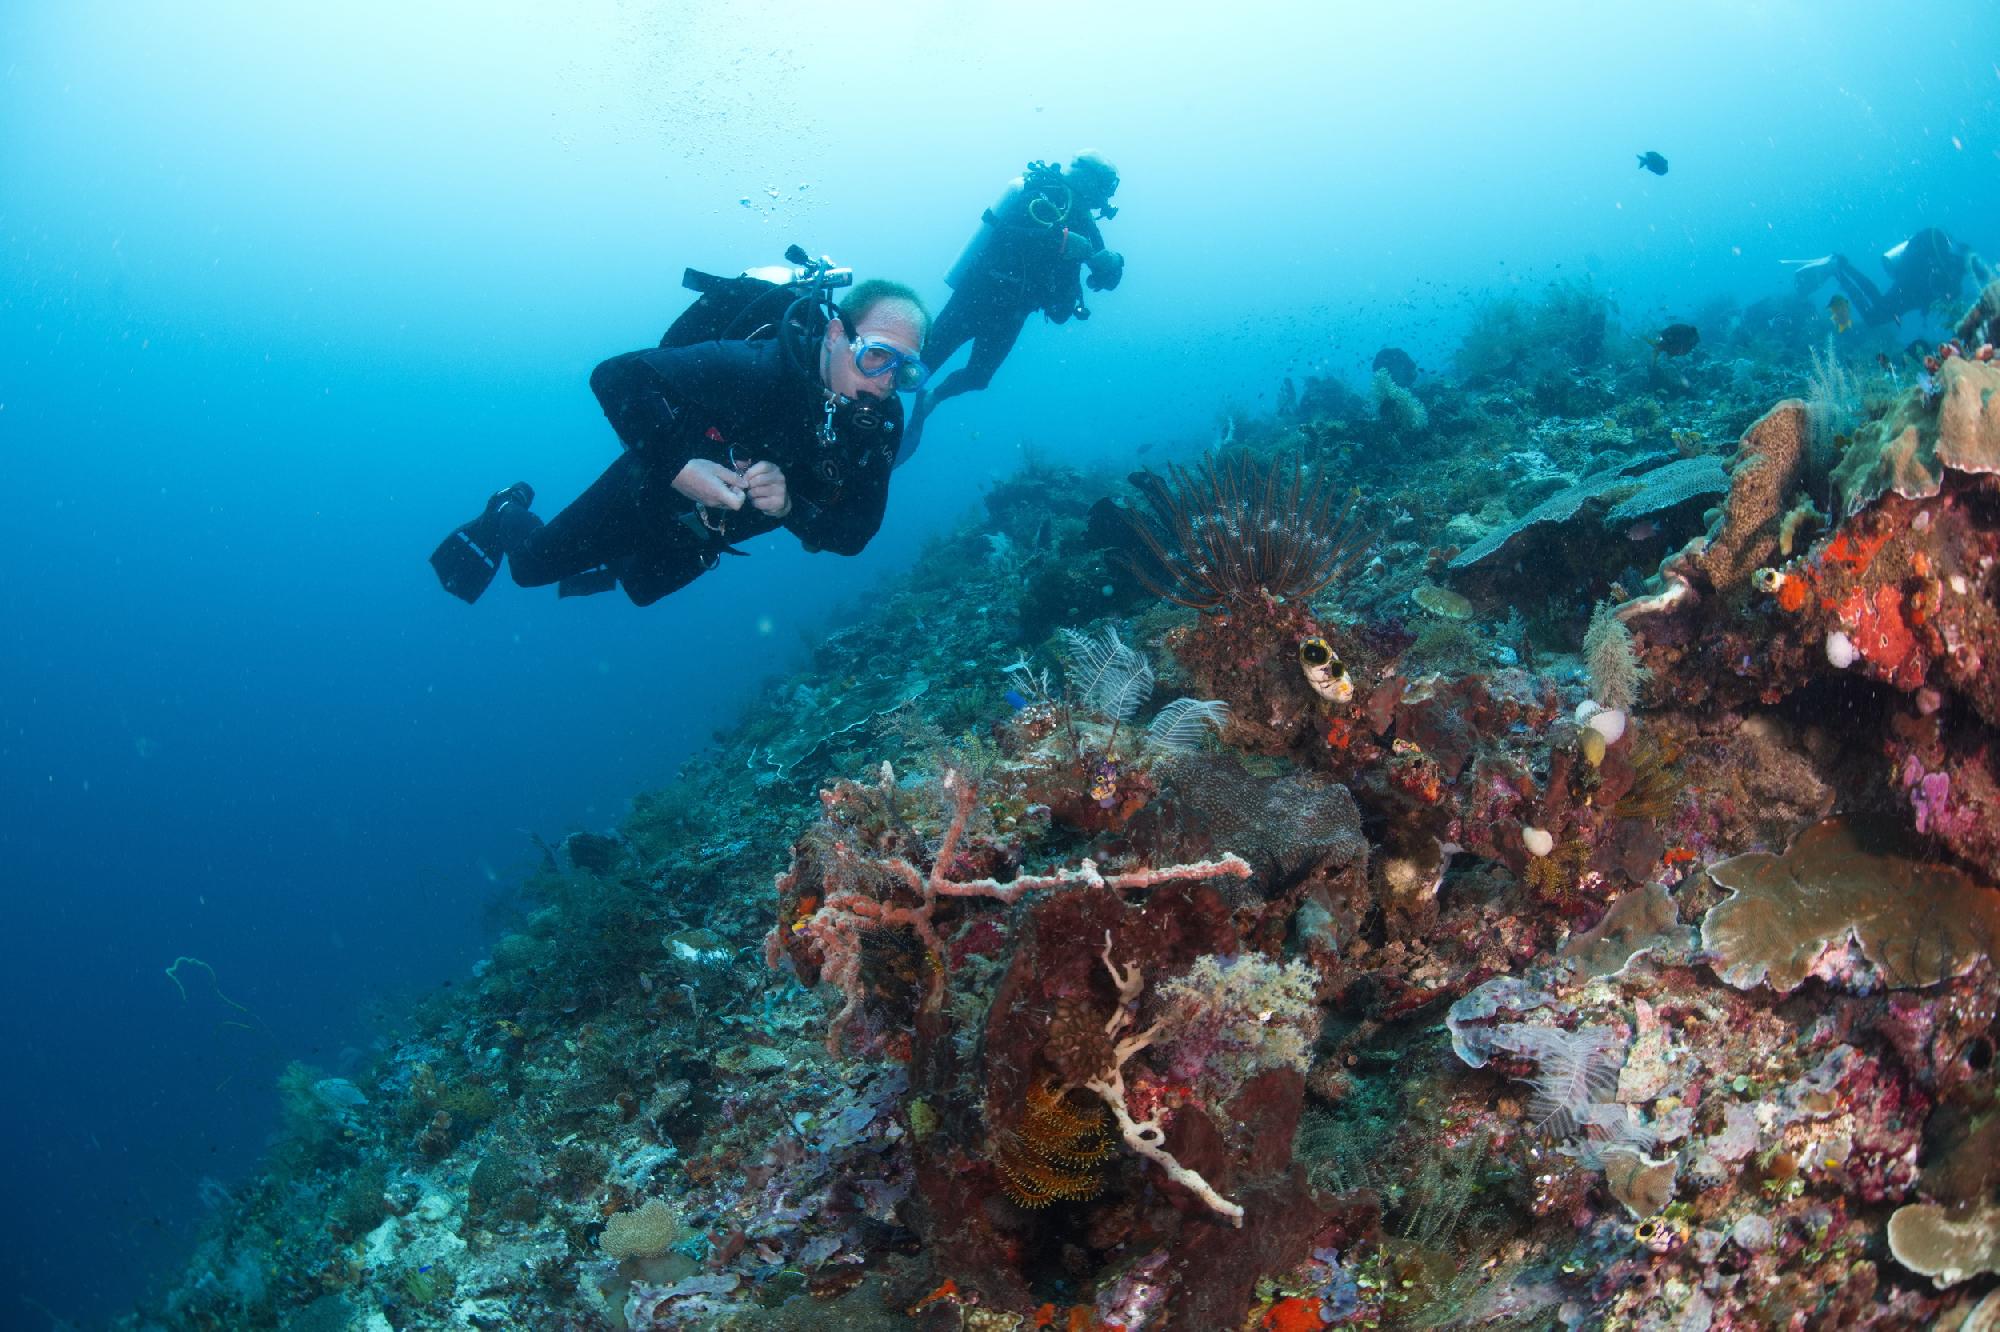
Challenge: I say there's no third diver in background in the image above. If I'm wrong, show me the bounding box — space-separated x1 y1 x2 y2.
1788 227 1992 328
899 152 1124 463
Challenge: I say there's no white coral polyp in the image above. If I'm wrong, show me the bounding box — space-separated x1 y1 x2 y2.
1587 708 1628 745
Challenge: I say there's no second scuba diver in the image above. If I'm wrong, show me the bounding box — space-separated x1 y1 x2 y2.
899 152 1124 463
1788 226 1992 328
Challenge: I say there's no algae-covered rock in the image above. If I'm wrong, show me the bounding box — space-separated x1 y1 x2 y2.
1701 818 2000 994
1833 358 2000 515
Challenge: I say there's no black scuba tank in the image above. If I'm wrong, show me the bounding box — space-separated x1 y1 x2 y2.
661 246 853 351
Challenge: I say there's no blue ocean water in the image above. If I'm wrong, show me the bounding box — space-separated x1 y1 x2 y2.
1 2 1995 1323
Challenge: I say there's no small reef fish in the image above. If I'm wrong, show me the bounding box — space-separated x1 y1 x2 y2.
1648 323 1699 360
1626 519 1661 542
1636 151 1669 175
1827 295 1853 333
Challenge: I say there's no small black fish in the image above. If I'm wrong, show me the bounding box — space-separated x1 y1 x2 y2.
1649 322 1699 359
1637 151 1669 175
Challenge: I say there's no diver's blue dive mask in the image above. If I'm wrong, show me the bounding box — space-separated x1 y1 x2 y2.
852 337 930 392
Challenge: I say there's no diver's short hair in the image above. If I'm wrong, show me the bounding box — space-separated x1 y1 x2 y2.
844 279 931 347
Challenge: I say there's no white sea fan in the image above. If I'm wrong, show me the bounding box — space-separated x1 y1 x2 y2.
1057 626 1154 722
1490 1023 1623 1142
1143 698 1231 755
1001 653 1054 704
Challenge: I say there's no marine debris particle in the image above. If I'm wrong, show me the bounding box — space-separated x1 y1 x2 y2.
1700 817 2000 993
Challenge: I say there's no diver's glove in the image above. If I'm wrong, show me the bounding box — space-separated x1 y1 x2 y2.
1085 249 1124 292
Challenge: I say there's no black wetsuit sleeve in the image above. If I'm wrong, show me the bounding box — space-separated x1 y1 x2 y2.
784 462 887 556
589 351 701 478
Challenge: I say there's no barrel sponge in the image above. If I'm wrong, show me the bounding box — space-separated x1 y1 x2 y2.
1887 1201 2000 1288
601 1197 680 1261
1700 818 2000 994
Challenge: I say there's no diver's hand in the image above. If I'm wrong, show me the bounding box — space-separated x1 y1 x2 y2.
672 459 746 510
1085 249 1124 292
741 461 792 518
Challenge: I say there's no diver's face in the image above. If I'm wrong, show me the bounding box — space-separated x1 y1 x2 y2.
1071 170 1116 209
823 308 925 402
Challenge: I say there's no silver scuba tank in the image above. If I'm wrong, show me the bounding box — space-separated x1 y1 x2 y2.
946 178 1028 289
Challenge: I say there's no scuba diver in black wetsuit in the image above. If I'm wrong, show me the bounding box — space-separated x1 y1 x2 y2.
429 262 931 607
899 152 1124 463
1787 227 1993 327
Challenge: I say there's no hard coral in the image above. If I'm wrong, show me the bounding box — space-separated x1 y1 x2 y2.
1832 357 2000 514
1700 817 2000 994
1887 1201 2000 1288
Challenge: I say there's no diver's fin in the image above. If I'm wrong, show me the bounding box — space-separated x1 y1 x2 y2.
557 566 619 598
1782 255 1835 293
429 484 536 604
894 390 934 468
431 522 505 603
